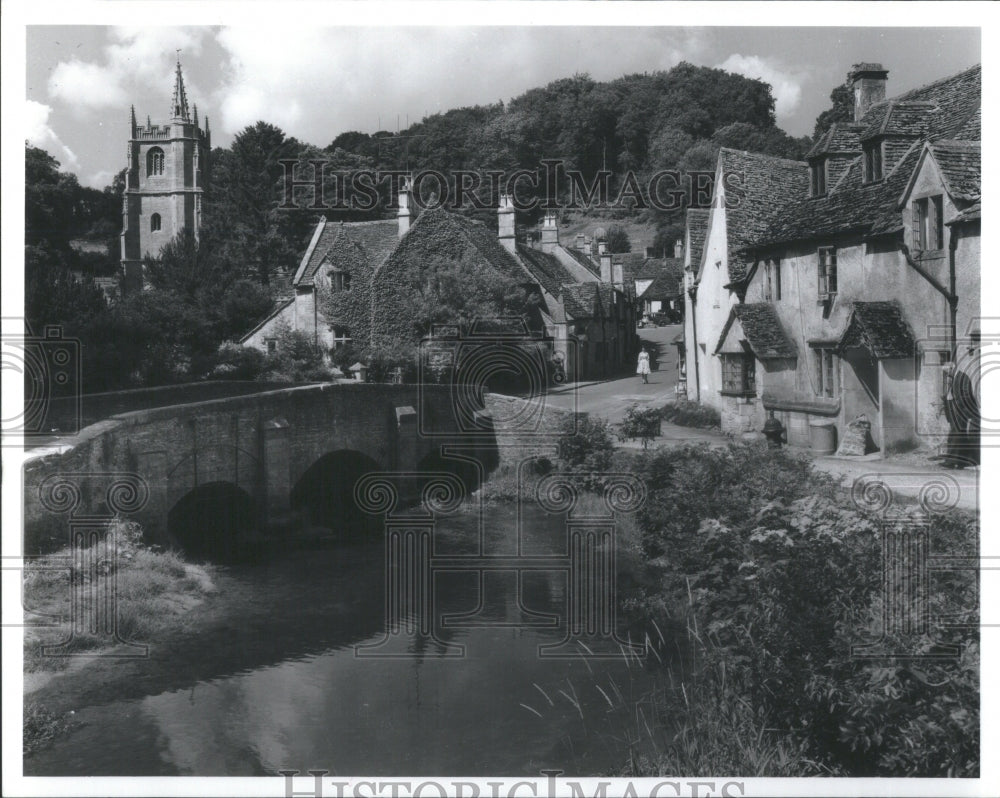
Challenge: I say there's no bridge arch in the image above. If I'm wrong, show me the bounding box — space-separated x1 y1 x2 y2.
290 450 382 535
167 481 258 561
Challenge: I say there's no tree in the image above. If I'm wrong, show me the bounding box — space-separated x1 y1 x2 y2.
605 225 632 254
813 83 854 140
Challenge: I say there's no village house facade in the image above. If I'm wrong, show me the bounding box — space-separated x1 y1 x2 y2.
684 62 981 456
241 188 639 382
120 62 210 294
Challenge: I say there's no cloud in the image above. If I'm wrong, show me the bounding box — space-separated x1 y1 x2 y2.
48 27 209 112
25 100 79 170
716 53 804 120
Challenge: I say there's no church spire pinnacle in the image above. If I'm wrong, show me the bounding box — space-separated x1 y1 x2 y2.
130 104 137 136
171 59 190 121
192 103 199 127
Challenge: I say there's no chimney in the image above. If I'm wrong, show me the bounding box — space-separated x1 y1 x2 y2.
540 212 559 254
597 240 607 256
848 63 889 122
673 238 683 259
600 252 612 283
398 176 415 237
612 260 623 285
575 234 586 250
498 194 516 254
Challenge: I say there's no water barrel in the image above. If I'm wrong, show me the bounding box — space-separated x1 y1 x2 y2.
809 419 837 454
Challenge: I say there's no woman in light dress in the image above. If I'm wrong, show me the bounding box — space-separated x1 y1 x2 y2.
636 347 651 384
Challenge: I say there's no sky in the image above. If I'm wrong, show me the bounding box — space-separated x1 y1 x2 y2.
25 25 981 188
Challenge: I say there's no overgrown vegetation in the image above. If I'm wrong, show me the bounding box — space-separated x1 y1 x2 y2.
618 404 664 449
623 443 979 776
660 398 721 429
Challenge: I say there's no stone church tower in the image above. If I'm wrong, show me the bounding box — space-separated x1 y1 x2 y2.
121 61 210 292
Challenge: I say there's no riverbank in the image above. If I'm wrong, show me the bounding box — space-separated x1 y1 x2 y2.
23 519 217 756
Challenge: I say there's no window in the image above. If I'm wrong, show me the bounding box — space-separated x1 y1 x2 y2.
810 160 826 197
329 269 351 291
763 259 782 302
265 338 277 353
150 213 161 232
330 325 351 349
913 195 944 252
146 147 164 177
863 141 883 183
812 347 840 398
721 352 756 396
817 247 837 299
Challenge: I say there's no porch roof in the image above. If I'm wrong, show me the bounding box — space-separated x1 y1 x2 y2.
837 301 916 359
714 302 796 359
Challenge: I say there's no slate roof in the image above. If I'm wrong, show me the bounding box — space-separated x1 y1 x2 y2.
807 122 865 158
717 148 810 283
958 107 980 140
928 140 981 201
837 301 916 359
295 218 399 286
753 63 980 249
948 201 981 225
639 270 683 301
613 252 649 283
517 245 580 297
686 208 709 270
563 246 601 277
714 302 796 359
561 283 600 320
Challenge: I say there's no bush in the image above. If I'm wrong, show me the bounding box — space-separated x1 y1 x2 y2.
211 341 267 381
661 398 720 429
557 414 615 490
618 404 663 449
629 443 980 776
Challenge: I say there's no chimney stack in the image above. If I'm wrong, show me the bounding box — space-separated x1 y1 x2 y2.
575 234 585 250
673 238 683 259
498 194 516 254
848 63 889 122
600 252 613 283
398 176 415 237
540 212 559 254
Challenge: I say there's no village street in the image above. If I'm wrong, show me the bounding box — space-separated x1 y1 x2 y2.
546 324 978 512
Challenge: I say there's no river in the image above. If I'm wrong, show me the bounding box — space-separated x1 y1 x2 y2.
25 503 671 776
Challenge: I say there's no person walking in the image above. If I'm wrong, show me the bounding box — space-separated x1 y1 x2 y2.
636 346 651 384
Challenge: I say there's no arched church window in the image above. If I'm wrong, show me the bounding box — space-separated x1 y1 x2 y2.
151 213 162 232
147 147 165 177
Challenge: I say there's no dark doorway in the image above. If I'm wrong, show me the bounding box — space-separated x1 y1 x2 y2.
290 450 381 535
167 482 258 561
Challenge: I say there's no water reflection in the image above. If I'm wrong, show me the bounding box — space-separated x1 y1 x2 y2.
27 506 664 776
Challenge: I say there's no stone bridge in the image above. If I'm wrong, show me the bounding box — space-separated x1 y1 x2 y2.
22 383 540 556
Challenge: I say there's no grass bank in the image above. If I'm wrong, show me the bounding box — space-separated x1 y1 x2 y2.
22 518 216 756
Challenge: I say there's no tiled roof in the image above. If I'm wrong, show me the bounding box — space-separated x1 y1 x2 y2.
686 208 709 270
756 64 980 249
297 218 398 286
563 246 601 277
517 245 579 297
807 122 865 158
561 283 600 319
859 101 934 140
958 108 980 140
928 140 981 201
838 301 916 359
715 302 796 359
948 201 981 225
639 270 683 301
718 148 810 283
614 252 649 283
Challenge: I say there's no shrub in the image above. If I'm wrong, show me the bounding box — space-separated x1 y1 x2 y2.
211 341 267 381
556 414 615 490
618 404 663 449
661 398 720 429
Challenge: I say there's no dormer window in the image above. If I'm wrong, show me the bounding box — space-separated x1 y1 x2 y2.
913 195 944 252
863 141 883 183
810 160 826 197
328 269 351 291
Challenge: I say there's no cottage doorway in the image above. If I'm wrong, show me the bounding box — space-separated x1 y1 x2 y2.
841 346 881 451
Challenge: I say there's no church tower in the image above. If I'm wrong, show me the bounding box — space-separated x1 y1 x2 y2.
121 61 210 292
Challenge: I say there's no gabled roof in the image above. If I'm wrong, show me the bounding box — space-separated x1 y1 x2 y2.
686 208 709 271
639 270 683 301
562 246 601 277
717 148 810 284
807 122 865 158
837 301 916 359
755 64 980 249
517 245 579 298
238 296 294 343
714 302 796 359
927 140 981 201
294 217 399 286
614 252 651 283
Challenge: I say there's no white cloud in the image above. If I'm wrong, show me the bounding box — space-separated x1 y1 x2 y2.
25 100 79 170
48 27 209 112
717 53 804 121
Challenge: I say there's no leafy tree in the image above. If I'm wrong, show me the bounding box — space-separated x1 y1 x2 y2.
605 224 632 254
813 83 854 140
